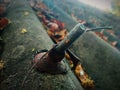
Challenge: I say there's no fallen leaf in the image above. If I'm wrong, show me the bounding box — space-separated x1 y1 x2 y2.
0 60 4 70
24 11 29 16
0 17 9 30
21 28 27 34
32 48 35 52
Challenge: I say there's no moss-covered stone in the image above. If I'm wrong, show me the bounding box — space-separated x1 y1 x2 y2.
0 0 83 90
42 1 120 89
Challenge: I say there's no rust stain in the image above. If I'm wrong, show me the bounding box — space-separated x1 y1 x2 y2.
65 39 70 44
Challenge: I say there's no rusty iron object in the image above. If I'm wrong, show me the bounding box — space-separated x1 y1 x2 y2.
33 47 67 74
33 23 112 74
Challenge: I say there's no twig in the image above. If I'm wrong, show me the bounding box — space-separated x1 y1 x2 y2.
21 51 48 87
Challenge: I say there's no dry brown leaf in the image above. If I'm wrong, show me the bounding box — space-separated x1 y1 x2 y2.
0 60 4 70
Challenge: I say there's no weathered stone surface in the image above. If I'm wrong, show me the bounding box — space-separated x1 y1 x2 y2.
71 32 120 90
42 1 120 90
0 0 83 90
